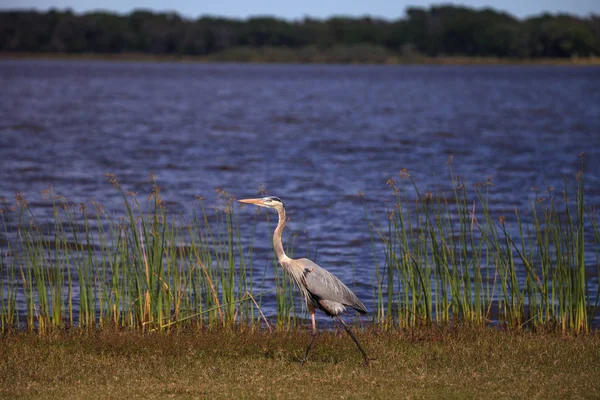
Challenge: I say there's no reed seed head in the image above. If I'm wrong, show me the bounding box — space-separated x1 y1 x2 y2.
399 169 410 180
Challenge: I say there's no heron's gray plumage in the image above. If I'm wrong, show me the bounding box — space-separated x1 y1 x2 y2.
293 258 367 317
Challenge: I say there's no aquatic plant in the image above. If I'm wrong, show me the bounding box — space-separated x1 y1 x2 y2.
0 158 598 334
365 155 598 333
0 174 283 332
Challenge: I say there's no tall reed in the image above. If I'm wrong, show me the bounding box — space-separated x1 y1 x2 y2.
0 160 598 334
0 175 281 332
365 156 598 333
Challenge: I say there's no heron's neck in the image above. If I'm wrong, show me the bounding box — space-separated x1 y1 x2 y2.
273 208 290 264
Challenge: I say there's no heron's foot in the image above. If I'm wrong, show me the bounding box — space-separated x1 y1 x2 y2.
362 356 376 367
300 331 317 366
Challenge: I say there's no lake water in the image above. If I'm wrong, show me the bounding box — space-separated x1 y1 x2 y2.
1 60 599 324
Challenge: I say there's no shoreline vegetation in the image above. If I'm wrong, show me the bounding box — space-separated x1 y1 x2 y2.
0 159 598 335
2 50 600 65
2 6 600 65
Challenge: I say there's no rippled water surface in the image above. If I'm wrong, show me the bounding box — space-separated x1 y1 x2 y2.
1 60 599 321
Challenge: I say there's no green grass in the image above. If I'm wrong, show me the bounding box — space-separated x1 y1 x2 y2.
1 327 599 399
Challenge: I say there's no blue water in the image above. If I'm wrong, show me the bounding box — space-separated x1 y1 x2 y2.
1 60 599 324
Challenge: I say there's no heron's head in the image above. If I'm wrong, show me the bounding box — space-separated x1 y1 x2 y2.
238 196 285 210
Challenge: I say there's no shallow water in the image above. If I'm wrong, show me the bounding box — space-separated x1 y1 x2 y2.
1 60 599 324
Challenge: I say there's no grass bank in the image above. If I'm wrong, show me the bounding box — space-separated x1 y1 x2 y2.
1 327 599 399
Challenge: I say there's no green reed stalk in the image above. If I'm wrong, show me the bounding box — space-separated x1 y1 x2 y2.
0 210 18 332
361 194 384 325
574 167 587 333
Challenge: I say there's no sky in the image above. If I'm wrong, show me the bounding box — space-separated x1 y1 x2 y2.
1 0 599 20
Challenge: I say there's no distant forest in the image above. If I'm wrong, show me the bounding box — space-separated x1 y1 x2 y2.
1 6 599 60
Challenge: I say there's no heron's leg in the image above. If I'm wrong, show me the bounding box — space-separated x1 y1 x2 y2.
300 312 317 365
336 316 370 365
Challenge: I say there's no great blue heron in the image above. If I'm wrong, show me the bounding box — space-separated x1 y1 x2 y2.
238 196 371 365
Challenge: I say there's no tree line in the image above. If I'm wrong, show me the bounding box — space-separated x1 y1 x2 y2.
1 5 599 59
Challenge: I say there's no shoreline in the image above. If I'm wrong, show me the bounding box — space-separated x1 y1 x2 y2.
2 51 600 66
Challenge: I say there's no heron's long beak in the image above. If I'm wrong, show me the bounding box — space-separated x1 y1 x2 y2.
238 198 266 206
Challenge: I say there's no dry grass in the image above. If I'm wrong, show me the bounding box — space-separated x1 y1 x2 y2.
1 326 598 399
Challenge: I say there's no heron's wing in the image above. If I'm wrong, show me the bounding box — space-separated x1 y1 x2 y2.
297 258 368 314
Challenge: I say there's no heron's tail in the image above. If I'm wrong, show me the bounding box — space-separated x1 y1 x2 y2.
352 299 368 315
